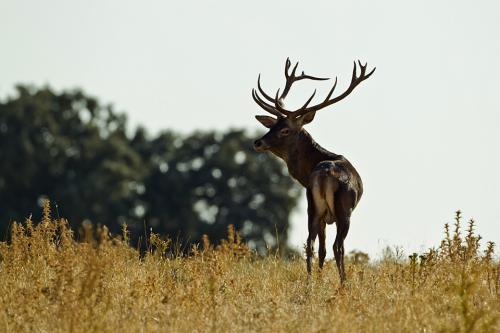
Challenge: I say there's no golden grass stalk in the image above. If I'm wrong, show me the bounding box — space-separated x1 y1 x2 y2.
0 203 498 332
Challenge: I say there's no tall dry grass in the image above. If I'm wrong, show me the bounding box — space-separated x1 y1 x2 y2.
0 203 498 333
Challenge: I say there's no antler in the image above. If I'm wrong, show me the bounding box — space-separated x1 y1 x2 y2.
252 59 375 119
252 58 329 117
278 58 329 102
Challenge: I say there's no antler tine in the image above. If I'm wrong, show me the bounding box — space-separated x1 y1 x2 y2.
356 60 376 81
280 59 329 101
363 60 376 79
257 74 277 104
280 61 298 100
352 60 358 83
300 72 330 81
323 77 338 102
290 61 299 78
254 73 290 117
252 89 284 118
252 89 273 113
289 60 375 118
252 59 375 120
274 88 281 110
273 88 291 116
300 89 317 110
285 57 292 78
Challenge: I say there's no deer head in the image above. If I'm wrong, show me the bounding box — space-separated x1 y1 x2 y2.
252 58 376 152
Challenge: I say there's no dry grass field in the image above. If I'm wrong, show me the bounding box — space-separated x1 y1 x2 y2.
0 203 498 333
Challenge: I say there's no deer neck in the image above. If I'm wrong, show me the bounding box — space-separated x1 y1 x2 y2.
279 129 338 187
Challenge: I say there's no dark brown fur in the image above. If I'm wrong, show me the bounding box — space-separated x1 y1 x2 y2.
252 59 374 283
254 120 362 282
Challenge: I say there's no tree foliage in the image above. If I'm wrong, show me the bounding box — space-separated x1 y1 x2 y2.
0 85 300 252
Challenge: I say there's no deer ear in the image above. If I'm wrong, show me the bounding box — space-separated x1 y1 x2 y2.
298 111 316 126
255 115 278 128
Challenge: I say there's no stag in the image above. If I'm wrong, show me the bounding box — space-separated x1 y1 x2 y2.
251 58 375 283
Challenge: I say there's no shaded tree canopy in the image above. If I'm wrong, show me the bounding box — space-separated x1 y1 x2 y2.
0 85 301 252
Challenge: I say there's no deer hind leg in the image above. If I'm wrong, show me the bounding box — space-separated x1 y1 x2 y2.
309 166 339 270
333 217 350 284
324 176 337 224
317 221 326 269
311 161 339 224
333 191 354 284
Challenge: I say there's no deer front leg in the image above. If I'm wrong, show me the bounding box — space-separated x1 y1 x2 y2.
306 189 318 274
306 226 319 274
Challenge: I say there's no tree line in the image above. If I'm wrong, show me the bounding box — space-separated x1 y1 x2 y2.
0 85 301 253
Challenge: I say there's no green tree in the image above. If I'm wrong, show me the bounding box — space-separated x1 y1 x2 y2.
0 85 143 236
0 85 301 253
132 129 301 252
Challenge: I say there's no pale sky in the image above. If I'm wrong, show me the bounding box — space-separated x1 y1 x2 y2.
1 0 499 258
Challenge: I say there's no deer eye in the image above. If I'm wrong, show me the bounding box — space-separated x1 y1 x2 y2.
279 128 290 137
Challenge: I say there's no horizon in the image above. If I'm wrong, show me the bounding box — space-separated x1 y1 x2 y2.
1 0 499 257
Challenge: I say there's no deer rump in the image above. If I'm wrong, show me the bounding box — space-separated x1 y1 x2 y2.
309 161 352 225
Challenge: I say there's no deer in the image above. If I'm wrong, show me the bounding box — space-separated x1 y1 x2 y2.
251 58 375 283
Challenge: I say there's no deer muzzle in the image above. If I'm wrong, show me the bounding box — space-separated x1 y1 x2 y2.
253 139 269 152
